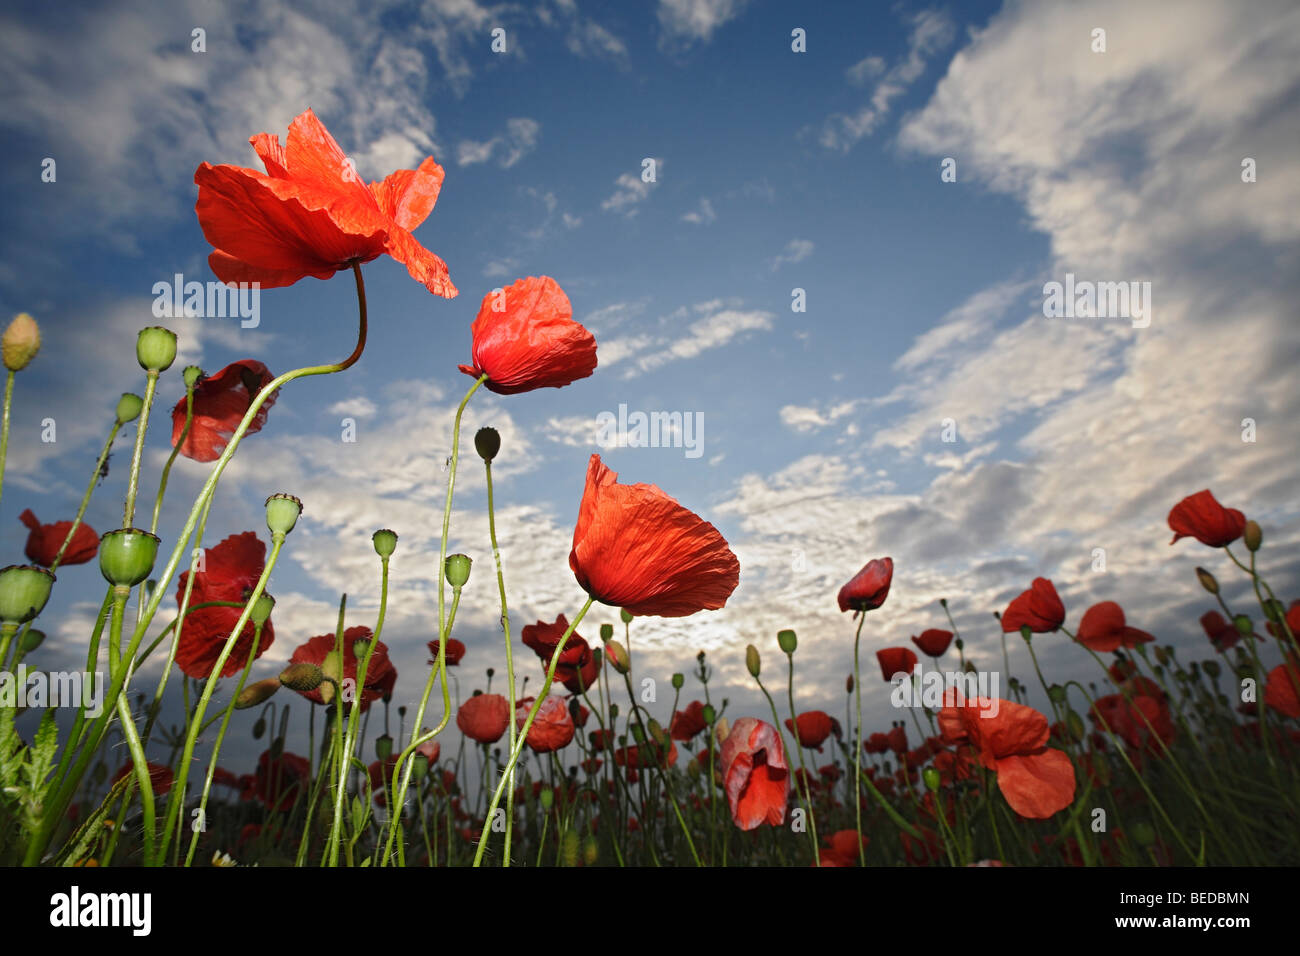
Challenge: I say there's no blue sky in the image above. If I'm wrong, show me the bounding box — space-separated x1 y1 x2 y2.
1 0 1298 773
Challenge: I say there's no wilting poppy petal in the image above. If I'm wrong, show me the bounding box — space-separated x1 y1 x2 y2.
171 360 278 463
1167 489 1246 547
1001 578 1065 633
719 717 789 830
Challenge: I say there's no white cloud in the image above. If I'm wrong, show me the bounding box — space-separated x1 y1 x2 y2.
457 117 541 168
767 238 814 271
601 160 664 215
657 0 751 45
779 400 860 433
681 197 717 224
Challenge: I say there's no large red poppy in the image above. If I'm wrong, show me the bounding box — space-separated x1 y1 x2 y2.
568 455 740 617
426 637 466 666
877 646 918 681
911 629 953 657
1075 601 1154 652
520 614 600 694
457 692 509 744
1089 693 1176 754
939 696 1076 819
1167 489 1246 547
19 509 97 567
837 557 893 613
288 625 395 713
1001 578 1066 633
457 276 596 394
784 710 834 751
175 532 274 678
1264 655 1300 719
171 360 278 463
194 109 456 296
670 700 708 741
719 717 790 830
516 696 575 753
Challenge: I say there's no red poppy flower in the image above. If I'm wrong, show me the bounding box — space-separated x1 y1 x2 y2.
837 557 893 613
877 647 918 681
938 696 1076 819
614 738 678 770
670 700 708 741
454 697 509 749
1265 601 1300 642
416 739 441 764
1075 601 1154 653
426 637 466 666
111 762 174 796
911 628 953 657
886 724 908 755
719 717 790 830
457 276 596 394
568 455 740 617
175 532 275 679
1167 489 1246 547
19 509 97 567
288 625 395 713
247 749 310 812
1200 610 1241 651
212 766 240 789
1001 578 1066 633
1089 693 1176 754
194 109 456 297
784 710 834 751
820 830 868 867
1264 655 1300 719
864 732 890 754
170 360 278 463
589 729 615 752
516 696 575 753
521 615 599 693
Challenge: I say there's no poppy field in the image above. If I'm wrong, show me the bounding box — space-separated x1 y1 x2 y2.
0 105 1296 874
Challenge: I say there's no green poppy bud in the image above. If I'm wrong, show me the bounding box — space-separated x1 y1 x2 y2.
279 662 324 692
411 752 429 780
922 767 941 792
115 392 144 425
474 426 501 462
0 565 55 624
250 592 275 626
539 787 554 810
252 717 266 739
1047 684 1067 705
846 674 854 694
1195 567 1219 595
97 529 159 588
445 553 472 588
620 608 633 624
1066 710 1084 742
1243 520 1262 552
608 702 619 720
183 365 204 389
702 704 716 725
777 629 797 654
606 640 630 674
2 313 41 371
235 678 281 709
375 734 393 762
1233 614 1253 636
599 623 613 643
136 326 177 372
372 529 398 558
265 493 302 537
745 644 761 678
671 673 684 690
21 627 45 653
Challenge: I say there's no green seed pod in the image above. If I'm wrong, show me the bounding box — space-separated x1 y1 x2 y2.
115 392 144 425
620 608 633 624
250 592 275 626
0 566 55 624
922 767 941 792
1048 684 1067 705
136 326 178 372
375 734 393 762
701 703 716 725
1066 710 1084 743
265 493 303 537
474 426 501 462
372 529 398 558
183 365 204 389
411 752 429 780
1133 821 1157 847
671 673 684 690
1233 614 1253 636
777 629 797 654
20 627 45 653
445 553 472 588
97 529 159 588
539 787 554 810
608 702 619 720
599 623 613 643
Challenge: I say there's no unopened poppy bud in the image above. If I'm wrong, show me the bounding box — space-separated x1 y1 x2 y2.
648 718 667 746
922 767 941 792
1047 684 1067 705
1019 624 1032 641
21 627 45 652
608 702 619 720
606 640 630 674
183 365 204 389
1195 567 1219 595
599 623 613 643
136 326 177 372
845 674 854 694
375 734 393 762
0 565 55 624
412 752 429 780
252 717 266 739
372 529 397 558
2 313 41 371
250 592 275 626
1243 520 1262 552
714 717 729 743
1233 614 1253 636
474 426 501 462
1132 821 1156 847
445 553 472 588
1066 710 1084 742
115 392 143 425
702 703 716 724
279 662 324 692
540 787 554 810
1202 659 1221 680
235 678 281 709
954 637 964 651
264 493 302 537
630 723 646 744
964 660 977 674
745 644 761 678
98 529 159 588
671 673 684 689
620 608 633 624
777 629 797 654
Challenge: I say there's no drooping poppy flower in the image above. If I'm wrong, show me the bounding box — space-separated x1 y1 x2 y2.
457 276 596 395
19 509 97 567
1200 610 1241 651
670 700 708 741
939 696 1076 819
1089 693 1176 754
911 628 953 657
516 695 575 753
568 454 740 617
111 762 174 796
521 615 599 693
288 625 395 713
1001 578 1066 633
194 109 456 297
877 647 918 682
174 532 275 678
457 692 509 745
784 710 834 751
837 557 893 613
246 749 311 812
170 360 278 463
426 637 466 666
719 717 789 830
1264 655 1300 719
1167 489 1246 547
1075 601 1154 653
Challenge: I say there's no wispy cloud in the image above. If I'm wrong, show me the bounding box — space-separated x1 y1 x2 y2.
681 197 717 224
457 117 541 168
768 238 814 271
601 159 664 216
657 0 752 46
